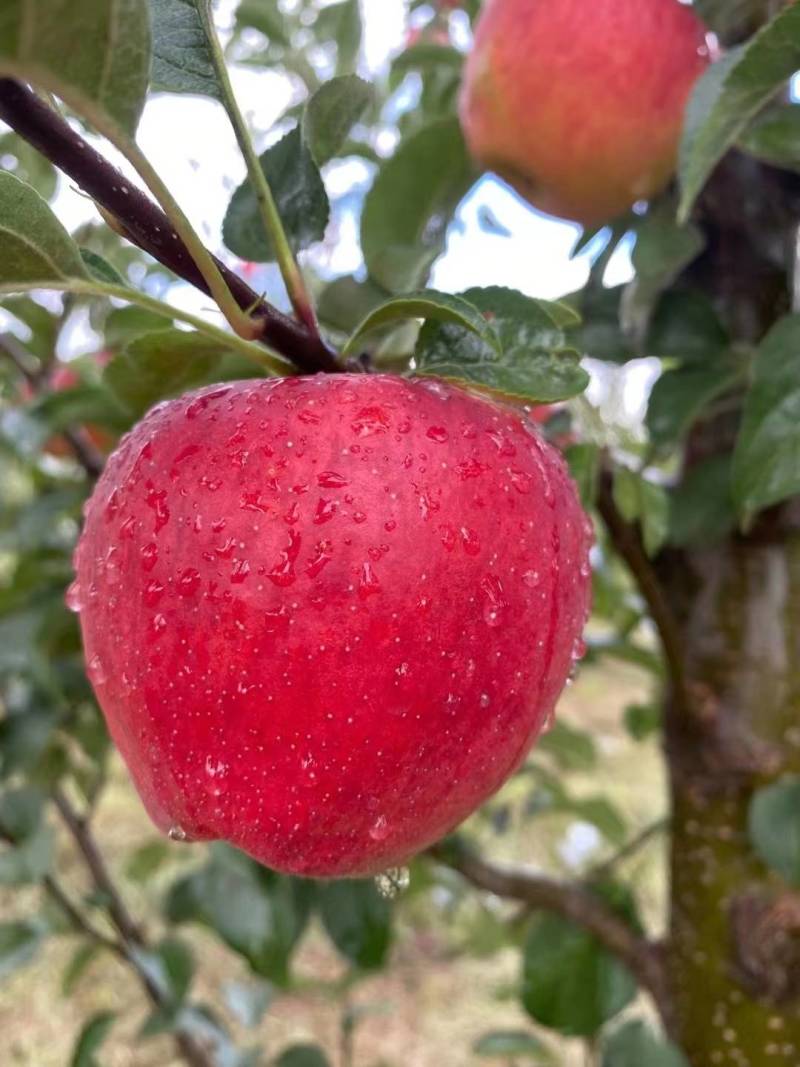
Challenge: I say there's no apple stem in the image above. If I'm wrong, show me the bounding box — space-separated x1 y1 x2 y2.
0 79 344 376
197 1 322 340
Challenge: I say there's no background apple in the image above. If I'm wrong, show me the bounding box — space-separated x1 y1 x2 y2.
459 0 711 225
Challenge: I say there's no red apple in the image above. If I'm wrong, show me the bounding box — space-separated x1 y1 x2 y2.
459 0 711 225
70 374 591 878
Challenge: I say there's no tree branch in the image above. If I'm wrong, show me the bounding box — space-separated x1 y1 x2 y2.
0 78 343 376
51 788 217 1067
429 841 671 1024
596 468 692 714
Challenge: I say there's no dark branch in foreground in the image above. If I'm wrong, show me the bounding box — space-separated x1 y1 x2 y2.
51 789 217 1067
429 841 671 1024
0 78 343 376
596 468 692 714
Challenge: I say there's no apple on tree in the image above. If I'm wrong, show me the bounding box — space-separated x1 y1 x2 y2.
71 374 591 878
459 0 712 225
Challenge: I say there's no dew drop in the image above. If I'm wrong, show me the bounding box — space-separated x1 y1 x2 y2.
314 498 338 525
522 569 542 588
177 568 201 597
141 542 159 572
352 406 390 438
461 527 481 556
369 815 390 841
317 470 348 489
480 693 491 709
426 426 449 443
204 756 229 797
359 562 381 599
509 469 533 495
66 580 83 614
87 654 106 685
168 825 188 842
481 574 507 628
375 866 410 899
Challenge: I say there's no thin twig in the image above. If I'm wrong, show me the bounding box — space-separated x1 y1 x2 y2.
0 78 342 375
429 841 671 1024
51 788 216 1067
588 817 670 882
596 468 692 714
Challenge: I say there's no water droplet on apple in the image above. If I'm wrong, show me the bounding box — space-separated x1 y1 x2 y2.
317 471 348 489
359 562 381 599
66 580 82 613
426 426 449 443
168 825 188 842
460 527 481 556
522 569 541 588
87 654 106 685
204 756 229 797
480 693 491 709
481 575 507 628
369 814 390 841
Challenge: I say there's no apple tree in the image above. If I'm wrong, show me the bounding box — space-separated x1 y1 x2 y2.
1 1 800 1065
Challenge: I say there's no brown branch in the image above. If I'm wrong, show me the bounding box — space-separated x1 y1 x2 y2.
429 841 671 1023
596 468 692 714
51 788 216 1067
0 77 343 376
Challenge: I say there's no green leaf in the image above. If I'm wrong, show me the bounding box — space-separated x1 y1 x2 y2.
625 212 705 344
70 1011 115 1067
62 943 102 997
565 443 600 509
131 937 193 1009
473 1030 553 1061
0 131 58 201
568 284 633 364
739 103 800 172
318 880 392 971
80 249 128 288
612 468 669 557
678 4 800 222
317 276 388 334
223 127 329 262
315 0 362 74
165 846 313 986
647 359 742 447
732 315 800 518
522 910 637 1037
344 289 499 358
623 704 661 743
416 286 587 404
0 172 90 289
235 0 291 47
361 117 475 293
302 74 373 166
748 778 800 885
602 1020 689 1067
104 329 242 417
669 454 737 548
275 1046 331 1067
0 0 151 136
646 289 729 364
124 840 170 883
103 305 173 348
149 0 221 99
538 720 597 773
0 787 53 885
0 919 43 978
222 979 274 1028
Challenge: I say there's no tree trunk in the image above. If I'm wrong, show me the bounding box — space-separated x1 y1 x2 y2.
665 533 800 1064
661 151 800 1064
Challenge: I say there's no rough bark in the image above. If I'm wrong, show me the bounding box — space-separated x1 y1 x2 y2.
661 151 800 1064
